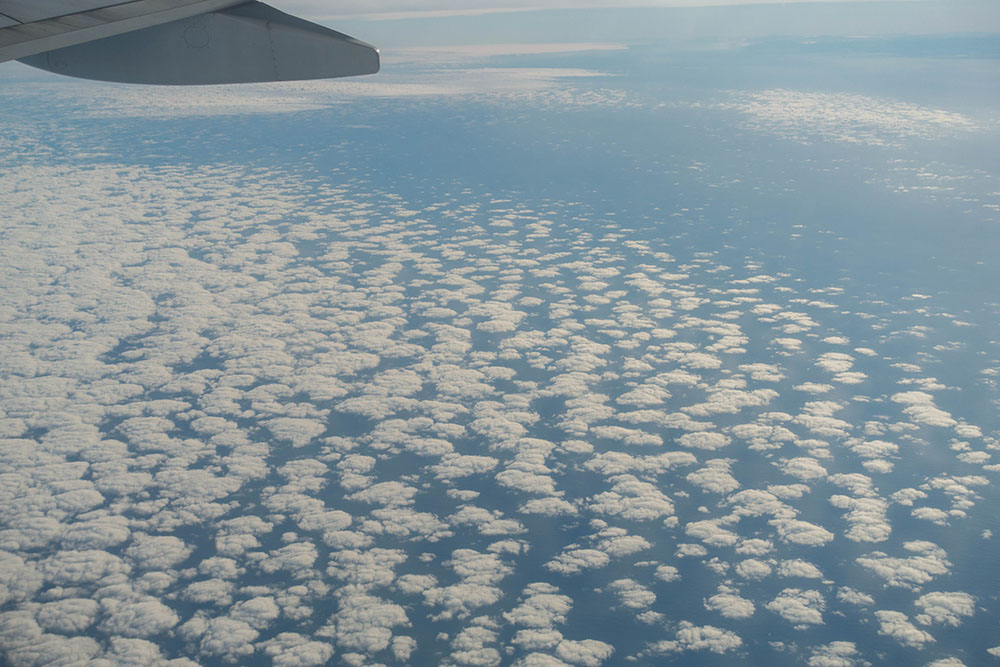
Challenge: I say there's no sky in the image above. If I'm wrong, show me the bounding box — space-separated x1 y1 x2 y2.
286 0 967 19
287 0 908 19
286 0 1000 53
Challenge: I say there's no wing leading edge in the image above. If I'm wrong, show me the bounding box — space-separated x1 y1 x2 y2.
0 0 379 84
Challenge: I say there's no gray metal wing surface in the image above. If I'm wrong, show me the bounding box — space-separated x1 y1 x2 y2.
0 0 379 84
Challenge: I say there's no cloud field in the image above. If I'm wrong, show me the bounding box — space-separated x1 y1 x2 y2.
2 35 999 667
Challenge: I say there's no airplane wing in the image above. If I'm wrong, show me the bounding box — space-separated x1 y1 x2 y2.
0 0 379 84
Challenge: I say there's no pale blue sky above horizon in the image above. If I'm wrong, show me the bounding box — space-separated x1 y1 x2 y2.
289 0 1000 50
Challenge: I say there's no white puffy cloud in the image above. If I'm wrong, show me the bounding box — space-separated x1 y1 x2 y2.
0 552 43 604
735 559 772 579
686 459 739 494
450 625 501 666
392 635 417 662
836 587 874 606
231 596 281 630
828 495 891 543
40 549 130 585
735 539 773 556
504 583 572 628
595 529 651 557
261 633 335 666
99 597 180 638
615 384 671 407
704 591 755 619
874 610 935 647
545 548 610 575
430 454 499 479
520 497 579 516
449 506 526 536
738 363 785 383
60 516 131 549
512 629 564 651
608 579 656 609
891 392 957 428
653 621 743 654
778 457 827 481
728 489 794 519
326 592 410 653
685 519 740 547
914 591 975 627
184 616 260 661
587 475 675 521
554 639 614 666
891 488 928 506
677 432 731 451
259 542 319 578
183 578 234 606
912 506 950 525
583 451 696 477
512 653 573 667
769 519 834 547
684 388 778 417
348 481 418 506
676 543 708 558
856 541 951 589
327 548 408 588
764 588 825 628
495 468 560 495
776 559 823 579
125 534 193 571
101 637 180 665
265 417 327 447
591 425 662 448
792 401 851 438
36 598 99 634
794 383 834 395
422 550 512 620
807 641 860 667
